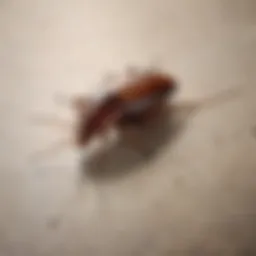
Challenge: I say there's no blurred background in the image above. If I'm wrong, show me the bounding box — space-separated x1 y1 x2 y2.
0 0 256 255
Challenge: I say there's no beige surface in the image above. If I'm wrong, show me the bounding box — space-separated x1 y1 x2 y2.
0 0 256 255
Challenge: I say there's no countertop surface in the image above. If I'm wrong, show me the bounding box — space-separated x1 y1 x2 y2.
0 0 256 255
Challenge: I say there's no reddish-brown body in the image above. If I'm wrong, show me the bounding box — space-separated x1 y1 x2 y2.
75 72 177 146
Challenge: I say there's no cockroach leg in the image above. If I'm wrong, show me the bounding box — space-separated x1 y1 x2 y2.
171 102 200 116
54 92 93 113
173 87 240 115
147 58 162 72
124 66 141 79
30 136 75 162
30 114 72 132
101 72 118 89
146 65 160 75
71 96 94 114
197 87 239 109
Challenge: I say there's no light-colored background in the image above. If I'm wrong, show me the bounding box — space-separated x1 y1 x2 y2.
0 0 256 255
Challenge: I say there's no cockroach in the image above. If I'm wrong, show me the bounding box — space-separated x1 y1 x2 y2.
31 67 239 160
74 70 177 147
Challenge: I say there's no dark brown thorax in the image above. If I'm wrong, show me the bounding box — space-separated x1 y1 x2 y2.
75 95 123 146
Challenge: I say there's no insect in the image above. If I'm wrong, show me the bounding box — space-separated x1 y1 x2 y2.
31 66 239 160
74 70 177 147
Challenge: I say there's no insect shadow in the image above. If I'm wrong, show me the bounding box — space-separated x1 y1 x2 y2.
81 87 240 182
81 109 179 181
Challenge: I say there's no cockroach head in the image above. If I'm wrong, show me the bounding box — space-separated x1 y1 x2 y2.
150 72 178 96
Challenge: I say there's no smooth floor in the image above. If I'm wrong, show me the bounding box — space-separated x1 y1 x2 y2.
0 0 256 255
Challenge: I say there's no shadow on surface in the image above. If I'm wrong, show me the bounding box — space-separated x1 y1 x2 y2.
80 104 195 182
80 86 241 182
